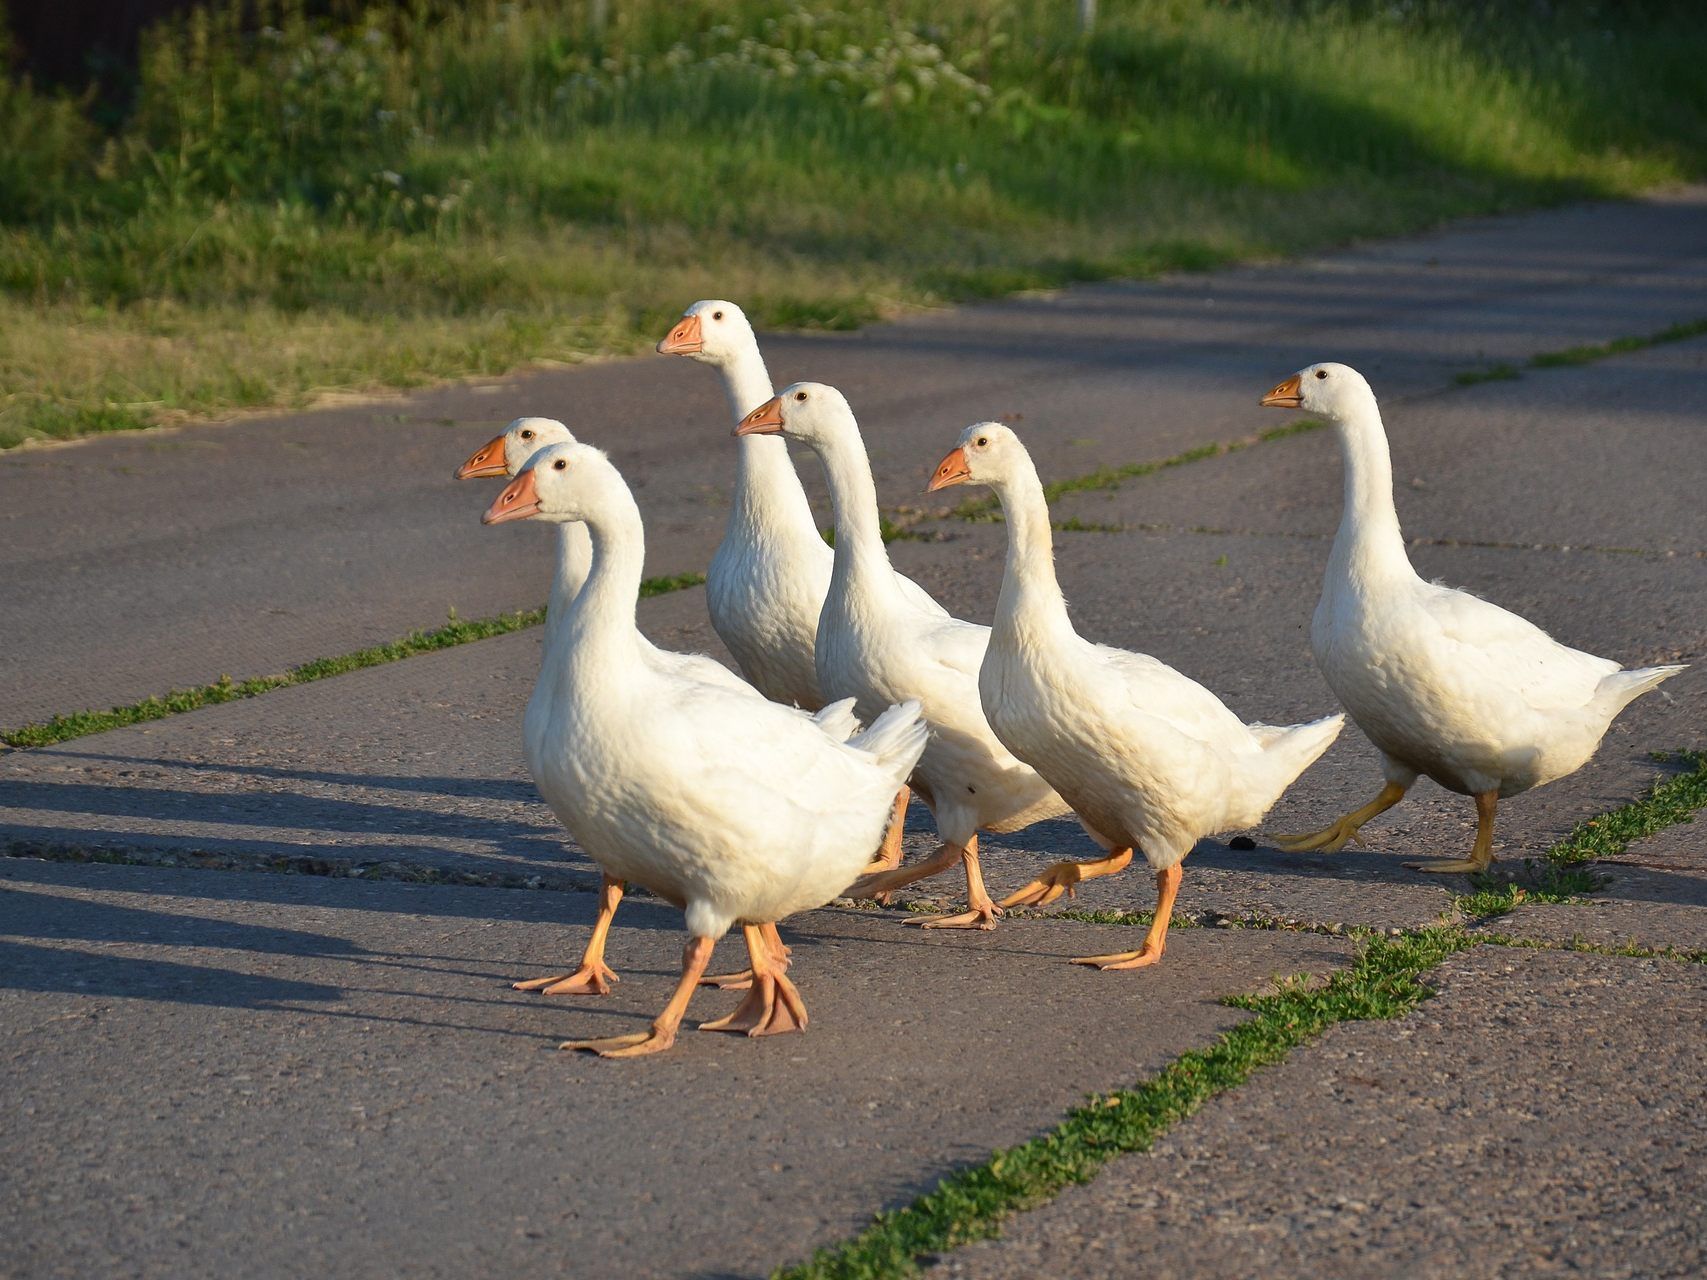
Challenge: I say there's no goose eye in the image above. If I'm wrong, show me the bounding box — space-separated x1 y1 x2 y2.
795 391 808 401
1314 369 1328 380
713 311 724 321
520 429 534 439
553 459 567 471
975 436 989 447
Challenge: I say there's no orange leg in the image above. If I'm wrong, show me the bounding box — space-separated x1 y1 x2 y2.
1406 790 1499 874
848 835 967 901
1072 863 1182 971
907 835 1000 930
514 875 624 995
561 935 713 1058
860 786 911 877
700 924 809 1038
1274 781 1409 854
700 920 793 990
1000 847 1135 909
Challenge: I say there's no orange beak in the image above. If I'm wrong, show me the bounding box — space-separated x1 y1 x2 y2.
482 469 542 525
734 395 786 437
927 446 972 493
657 313 703 356
1260 373 1303 409
455 433 509 480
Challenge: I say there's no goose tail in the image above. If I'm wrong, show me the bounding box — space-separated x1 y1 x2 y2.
1251 712 1346 812
810 696 862 743
1595 663 1688 718
849 699 930 787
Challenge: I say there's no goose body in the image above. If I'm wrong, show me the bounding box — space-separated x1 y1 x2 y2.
455 418 858 998
482 443 927 1055
658 300 945 709
456 417 856 767
1261 362 1685 871
930 423 1341 965
738 384 1070 929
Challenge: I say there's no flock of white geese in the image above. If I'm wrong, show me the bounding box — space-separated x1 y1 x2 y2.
453 299 1684 1058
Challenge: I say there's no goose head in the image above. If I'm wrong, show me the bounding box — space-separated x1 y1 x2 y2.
482 442 616 526
1260 362 1377 420
926 422 1022 493
455 416 576 480
732 381 856 446
656 299 757 366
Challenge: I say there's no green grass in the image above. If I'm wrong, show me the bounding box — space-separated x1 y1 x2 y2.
776 925 1469 1279
0 570 705 750
1453 362 1521 387
1478 931 1707 965
1455 749 1707 917
4 0 1705 449
1528 316 1707 369
1452 317 1707 389
1547 749 1707 864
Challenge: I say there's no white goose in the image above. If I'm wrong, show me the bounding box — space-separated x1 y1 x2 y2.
482 442 928 1057
657 299 944 875
456 419 859 997
737 384 1072 929
928 423 1344 966
1261 363 1686 872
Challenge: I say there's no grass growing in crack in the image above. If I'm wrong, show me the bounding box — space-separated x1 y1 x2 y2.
952 420 1321 522
1457 862 1609 917
1451 317 1707 391
636 571 711 598
776 925 1469 1280
1051 517 1126 534
1478 931 1707 966
824 516 925 547
1548 749 1707 864
0 571 705 750
1528 317 1707 369
1456 749 1707 920
1454 362 1521 386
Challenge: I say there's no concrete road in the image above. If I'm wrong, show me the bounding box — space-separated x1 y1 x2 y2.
0 859 1354 1280
942 946 1707 1279
5 336 1702 930
3 189 1705 729
3 192 1706 1280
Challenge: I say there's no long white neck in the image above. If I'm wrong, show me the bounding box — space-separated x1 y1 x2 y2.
546 522 590 623
716 345 822 542
1328 397 1415 588
717 342 774 423
990 462 1075 646
559 491 648 679
815 427 902 608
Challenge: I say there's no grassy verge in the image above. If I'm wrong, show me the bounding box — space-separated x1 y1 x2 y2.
0 571 704 750
4 0 1705 449
777 926 1468 1280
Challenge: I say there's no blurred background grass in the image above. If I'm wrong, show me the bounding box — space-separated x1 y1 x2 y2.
2 0 1704 448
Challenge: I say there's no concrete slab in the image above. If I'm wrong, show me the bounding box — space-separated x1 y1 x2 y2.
1482 820 1707 954
0 859 1353 1280
5 190 1706 728
1050 333 1707 559
942 945 1707 1280
0 584 734 889
5 522 1699 936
